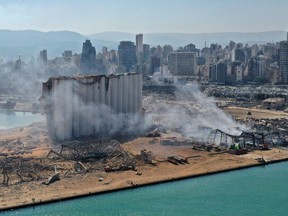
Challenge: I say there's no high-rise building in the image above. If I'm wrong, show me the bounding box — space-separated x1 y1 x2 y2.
231 61 242 77
229 41 236 51
232 48 245 62
263 43 278 60
80 40 96 74
136 34 143 53
136 34 144 65
143 44 150 63
168 52 196 76
38 50 47 64
247 58 257 81
196 56 205 65
102 46 108 55
118 41 137 72
209 65 216 82
279 40 288 83
216 62 227 84
235 65 243 82
108 50 117 63
209 61 227 84
184 44 200 56
62 50 72 58
258 60 265 77
62 50 73 63
251 44 259 57
162 45 173 62
150 55 161 73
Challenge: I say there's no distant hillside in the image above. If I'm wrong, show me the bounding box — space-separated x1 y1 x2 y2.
0 30 287 59
0 30 117 59
90 31 287 48
89 31 135 42
0 30 85 59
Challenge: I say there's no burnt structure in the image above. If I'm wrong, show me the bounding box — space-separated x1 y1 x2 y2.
208 129 259 147
208 125 288 148
41 73 142 140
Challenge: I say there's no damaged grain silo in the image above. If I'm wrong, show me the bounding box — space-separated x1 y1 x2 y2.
41 73 142 140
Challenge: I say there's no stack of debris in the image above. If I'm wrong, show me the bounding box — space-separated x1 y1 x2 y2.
46 139 138 173
229 144 248 155
146 128 161 137
46 139 130 162
140 149 155 164
167 156 189 165
0 157 55 186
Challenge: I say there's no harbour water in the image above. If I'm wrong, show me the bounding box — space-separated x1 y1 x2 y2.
0 110 287 215
0 109 44 129
2 162 288 216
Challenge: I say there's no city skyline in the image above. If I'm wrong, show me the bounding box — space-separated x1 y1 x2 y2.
0 0 288 35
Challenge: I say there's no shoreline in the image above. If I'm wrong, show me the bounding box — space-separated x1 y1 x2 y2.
1 154 288 212
0 105 287 212
0 108 40 114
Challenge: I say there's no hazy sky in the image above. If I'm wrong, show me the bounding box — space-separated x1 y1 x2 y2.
0 0 287 35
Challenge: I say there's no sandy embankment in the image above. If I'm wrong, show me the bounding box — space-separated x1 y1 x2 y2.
224 106 288 119
0 107 288 211
1 135 288 211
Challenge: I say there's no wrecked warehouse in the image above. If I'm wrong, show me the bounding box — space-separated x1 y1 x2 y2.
41 73 142 140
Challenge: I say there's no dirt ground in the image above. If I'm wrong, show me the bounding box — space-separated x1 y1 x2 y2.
0 106 288 211
224 106 288 120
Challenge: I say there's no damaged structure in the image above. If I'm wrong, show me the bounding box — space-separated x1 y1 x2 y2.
41 73 142 140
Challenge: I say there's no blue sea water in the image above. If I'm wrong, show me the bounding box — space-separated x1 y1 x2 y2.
2 162 288 216
0 110 287 215
0 109 44 129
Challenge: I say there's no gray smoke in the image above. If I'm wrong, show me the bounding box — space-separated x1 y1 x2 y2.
74 100 143 137
143 83 246 142
0 59 80 98
45 78 246 143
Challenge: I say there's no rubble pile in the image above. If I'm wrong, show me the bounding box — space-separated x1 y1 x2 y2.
251 118 288 146
205 117 288 151
0 138 140 187
203 85 288 109
140 149 155 164
192 143 227 153
143 84 287 110
47 139 137 169
47 139 128 161
0 157 57 186
0 123 50 156
204 85 288 100
167 156 189 165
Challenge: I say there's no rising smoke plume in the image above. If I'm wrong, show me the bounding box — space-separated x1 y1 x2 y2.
143 83 247 142
45 79 246 143
0 59 80 98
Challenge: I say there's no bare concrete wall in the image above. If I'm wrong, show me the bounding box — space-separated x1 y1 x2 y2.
41 73 142 140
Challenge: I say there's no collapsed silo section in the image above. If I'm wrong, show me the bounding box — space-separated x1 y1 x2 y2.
41 77 74 141
41 73 142 140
